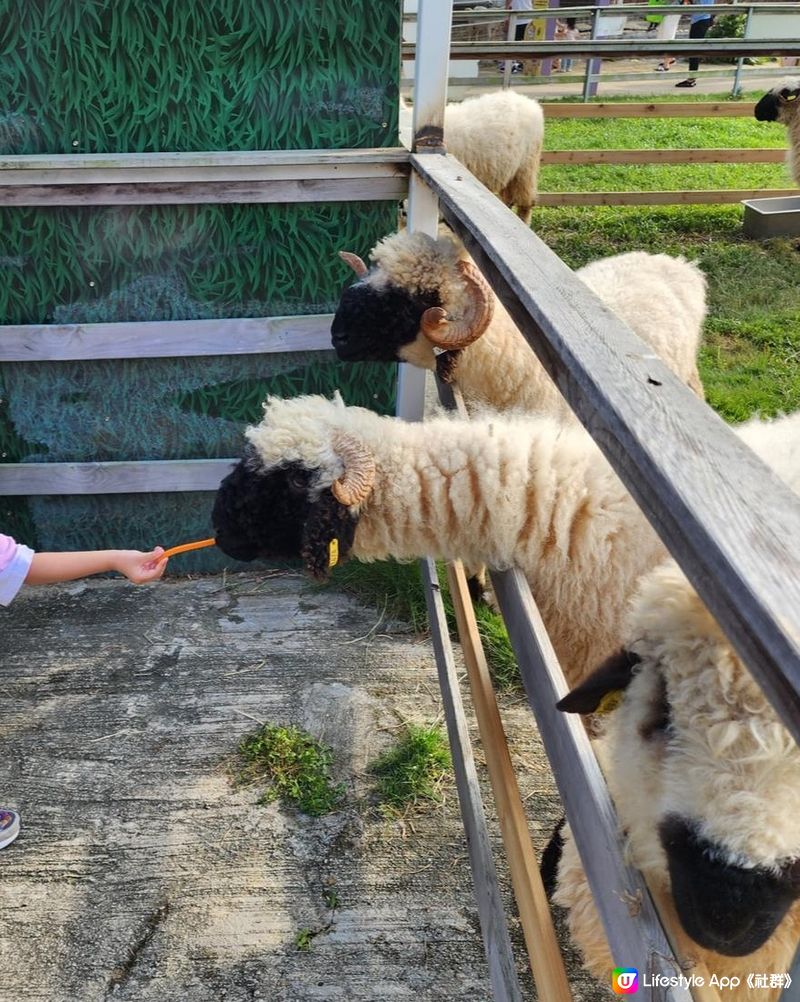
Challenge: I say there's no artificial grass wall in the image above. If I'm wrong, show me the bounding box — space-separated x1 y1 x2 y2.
0 0 401 562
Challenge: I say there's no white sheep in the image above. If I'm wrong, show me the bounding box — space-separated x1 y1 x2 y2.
554 565 800 999
332 230 706 416
754 78 800 187
443 90 545 224
552 411 800 999
213 394 669 688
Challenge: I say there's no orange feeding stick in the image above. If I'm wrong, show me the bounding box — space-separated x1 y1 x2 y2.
158 537 216 562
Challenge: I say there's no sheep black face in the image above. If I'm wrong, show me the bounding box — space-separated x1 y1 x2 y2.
659 815 800 956
559 641 800 958
754 84 800 123
331 280 441 363
212 450 358 581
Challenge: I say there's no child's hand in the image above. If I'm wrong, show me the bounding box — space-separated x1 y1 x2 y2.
113 548 167 584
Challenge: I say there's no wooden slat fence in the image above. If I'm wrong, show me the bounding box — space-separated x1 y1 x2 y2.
539 100 795 206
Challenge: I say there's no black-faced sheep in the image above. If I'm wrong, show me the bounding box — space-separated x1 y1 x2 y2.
553 562 800 1000
443 90 545 224
549 410 800 999
331 230 706 416
754 78 800 187
212 394 670 688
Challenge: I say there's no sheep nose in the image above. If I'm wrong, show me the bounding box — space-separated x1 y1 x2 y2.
659 815 798 956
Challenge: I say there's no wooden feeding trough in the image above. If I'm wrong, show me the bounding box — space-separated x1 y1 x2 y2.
742 194 800 239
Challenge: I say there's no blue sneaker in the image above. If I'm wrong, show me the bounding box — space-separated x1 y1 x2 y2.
0 808 20 849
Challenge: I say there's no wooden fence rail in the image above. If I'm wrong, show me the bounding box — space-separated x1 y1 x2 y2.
541 102 758 118
541 148 785 165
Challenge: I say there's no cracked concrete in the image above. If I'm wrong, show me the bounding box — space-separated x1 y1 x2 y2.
0 570 606 1001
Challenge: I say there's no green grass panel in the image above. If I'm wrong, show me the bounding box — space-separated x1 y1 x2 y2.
0 201 397 325
0 0 400 153
1 352 395 464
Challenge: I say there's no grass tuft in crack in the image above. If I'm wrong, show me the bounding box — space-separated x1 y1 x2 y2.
237 724 344 817
370 723 451 811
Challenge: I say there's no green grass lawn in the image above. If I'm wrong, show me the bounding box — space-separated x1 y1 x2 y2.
334 94 800 686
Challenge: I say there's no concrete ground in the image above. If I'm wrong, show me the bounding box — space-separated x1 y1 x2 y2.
0 570 607 1002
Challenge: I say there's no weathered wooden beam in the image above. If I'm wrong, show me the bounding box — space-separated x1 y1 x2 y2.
0 460 235 495
412 150 800 744
405 39 800 59
419 556 525 1002
540 102 759 119
537 188 797 206
0 177 407 207
0 148 410 174
491 569 691 1000
0 314 335 362
445 560 573 1002
541 149 787 166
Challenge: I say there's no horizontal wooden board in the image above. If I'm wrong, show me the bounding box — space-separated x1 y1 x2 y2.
412 150 800 744
541 148 787 166
0 148 410 171
0 314 335 362
446 2 768 17
413 39 800 59
0 151 411 187
0 459 236 495
0 177 408 207
540 102 757 119
537 188 797 206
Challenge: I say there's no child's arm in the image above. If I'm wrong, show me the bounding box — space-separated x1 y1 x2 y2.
25 547 166 586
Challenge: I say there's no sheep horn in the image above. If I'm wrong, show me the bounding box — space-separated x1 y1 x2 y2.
420 259 495 350
331 431 376 507
338 250 368 277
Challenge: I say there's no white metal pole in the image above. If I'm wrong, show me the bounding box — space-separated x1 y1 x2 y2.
503 14 517 89
397 0 453 422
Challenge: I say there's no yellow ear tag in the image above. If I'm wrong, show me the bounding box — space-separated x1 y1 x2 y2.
328 538 339 568
596 689 624 715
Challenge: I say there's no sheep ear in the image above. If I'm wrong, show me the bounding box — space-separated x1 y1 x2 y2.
300 490 359 582
556 649 641 714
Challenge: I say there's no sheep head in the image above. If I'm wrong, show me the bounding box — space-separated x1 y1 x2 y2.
330 230 495 373
212 395 376 581
558 561 800 957
754 78 800 124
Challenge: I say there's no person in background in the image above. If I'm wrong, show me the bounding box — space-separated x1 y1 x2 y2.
559 17 580 72
655 0 682 70
0 533 166 849
506 0 533 73
553 18 566 71
675 0 716 88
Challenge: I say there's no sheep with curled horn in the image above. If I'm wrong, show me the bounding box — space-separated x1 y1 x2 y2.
331 229 707 416
754 78 800 187
212 397 800 692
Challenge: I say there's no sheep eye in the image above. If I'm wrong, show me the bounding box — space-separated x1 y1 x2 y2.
287 470 309 491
